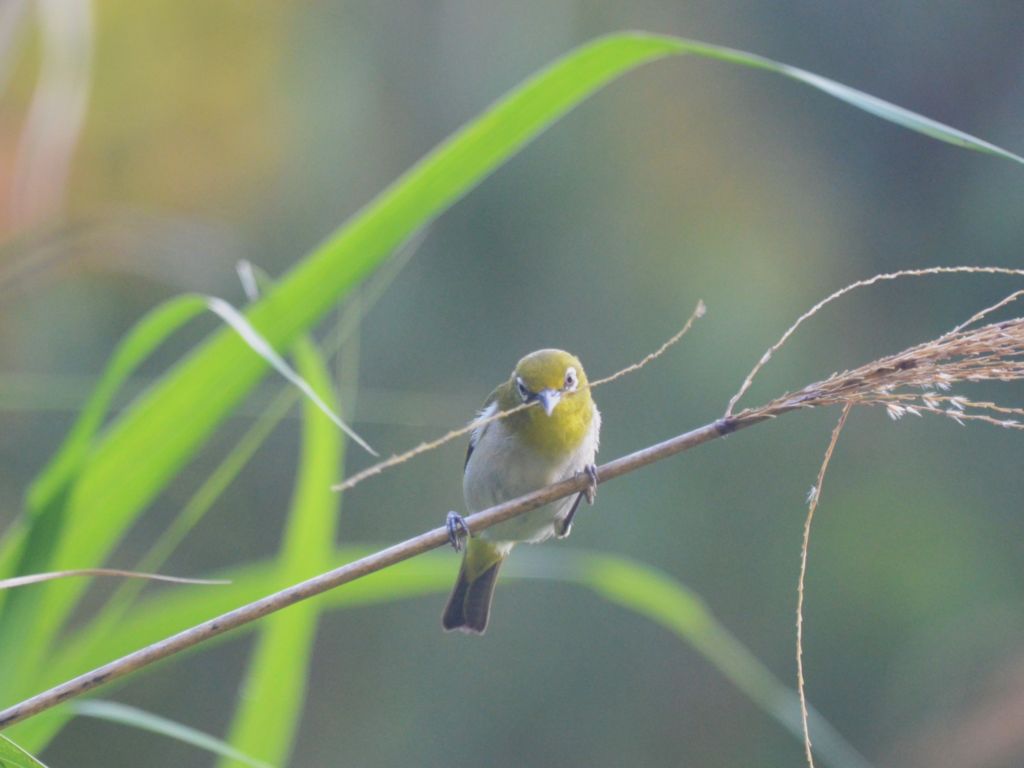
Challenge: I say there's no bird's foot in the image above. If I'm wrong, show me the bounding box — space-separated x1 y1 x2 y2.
446 511 470 552
582 464 599 505
555 465 599 539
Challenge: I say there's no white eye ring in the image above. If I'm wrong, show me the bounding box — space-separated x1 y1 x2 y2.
563 367 578 392
516 377 530 401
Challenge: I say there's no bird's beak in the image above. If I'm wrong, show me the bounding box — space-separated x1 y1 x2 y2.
537 389 561 416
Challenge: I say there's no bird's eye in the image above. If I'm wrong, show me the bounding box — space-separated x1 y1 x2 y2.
564 367 578 391
516 378 530 402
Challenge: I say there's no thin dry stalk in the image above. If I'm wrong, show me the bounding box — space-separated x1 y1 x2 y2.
797 404 852 768
0 568 227 590
334 301 706 491
782 287 1024 768
726 265 1024 416
0 414 753 730
4 274 1024 733
944 287 1024 338
741 315 1024 431
586 300 706 387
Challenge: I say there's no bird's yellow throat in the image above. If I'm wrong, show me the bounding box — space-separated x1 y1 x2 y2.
502 386 594 458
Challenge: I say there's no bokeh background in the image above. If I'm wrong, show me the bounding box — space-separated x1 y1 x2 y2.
2 1 1024 766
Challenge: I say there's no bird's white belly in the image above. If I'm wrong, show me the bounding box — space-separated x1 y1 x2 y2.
463 419 597 544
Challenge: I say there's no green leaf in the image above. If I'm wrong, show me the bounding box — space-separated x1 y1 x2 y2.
6 554 451 751
6 26 1020 742
203 297 373 455
33 34 700 627
0 569 227 590
552 552 873 768
0 236 415 695
219 339 342 768
19 550 868 767
0 295 208 578
72 701 271 768
24 296 211 521
0 397 300 751
26 29 1024 656
0 295 209 698
641 35 1023 165
0 734 48 768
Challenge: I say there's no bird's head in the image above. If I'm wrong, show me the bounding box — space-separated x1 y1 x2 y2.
498 349 595 455
509 348 589 417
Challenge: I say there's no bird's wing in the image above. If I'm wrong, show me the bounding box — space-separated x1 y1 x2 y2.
464 389 500 470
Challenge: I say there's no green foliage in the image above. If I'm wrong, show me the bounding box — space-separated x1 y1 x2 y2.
0 295 210 695
564 553 873 768
0 735 47 768
219 339 343 767
0 295 208 586
18 550 868 767
73 701 271 768
1 28 1021 767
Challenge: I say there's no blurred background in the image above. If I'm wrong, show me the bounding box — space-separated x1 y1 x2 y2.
2 1 1024 766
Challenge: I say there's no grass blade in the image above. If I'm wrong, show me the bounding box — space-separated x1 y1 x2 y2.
204 297 374 456
23 296 209 522
219 339 342 767
647 35 1023 165
553 552 873 768
31 28 1023 644
0 569 227 590
3 554 451 750
15 550 866 766
0 295 209 699
0 295 208 579
4 27 1020 743
2 247 419 748
0 734 48 768
72 701 272 768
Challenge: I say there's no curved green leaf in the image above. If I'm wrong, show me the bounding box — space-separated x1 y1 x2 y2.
0 295 209 697
0 734 47 768
204 297 373 455
32 31 1024 655
5 27 1019 749
219 339 342 767
24 296 210 520
72 701 271 768
7 555 449 750
657 36 1023 165
20 550 868 767
553 552 873 768
0 295 208 579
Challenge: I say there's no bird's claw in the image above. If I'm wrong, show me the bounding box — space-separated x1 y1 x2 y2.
556 465 599 539
446 511 470 552
582 464 598 505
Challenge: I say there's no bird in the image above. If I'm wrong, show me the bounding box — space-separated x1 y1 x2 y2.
442 348 600 634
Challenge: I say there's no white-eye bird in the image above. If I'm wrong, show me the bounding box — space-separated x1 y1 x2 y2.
442 349 601 634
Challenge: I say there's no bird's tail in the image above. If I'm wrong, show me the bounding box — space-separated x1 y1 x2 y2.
442 538 509 634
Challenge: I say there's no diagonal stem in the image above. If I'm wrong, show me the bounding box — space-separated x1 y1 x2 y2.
0 413 762 729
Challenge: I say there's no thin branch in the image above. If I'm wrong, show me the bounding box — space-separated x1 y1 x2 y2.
725 266 1024 416
587 300 706 387
944 288 1024 338
0 568 228 590
3 283 1023 730
333 400 530 491
0 413 755 730
335 300 706 492
797 403 852 768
